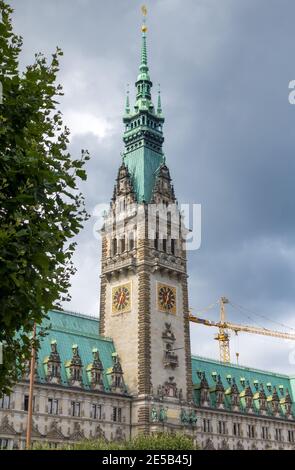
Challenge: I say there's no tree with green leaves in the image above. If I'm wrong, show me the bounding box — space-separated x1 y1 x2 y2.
33 432 198 450
0 1 89 394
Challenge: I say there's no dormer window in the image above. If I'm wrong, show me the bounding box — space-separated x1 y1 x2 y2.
87 349 104 391
108 353 125 392
45 340 61 384
66 344 83 387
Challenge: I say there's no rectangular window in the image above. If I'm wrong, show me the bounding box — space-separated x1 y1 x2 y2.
0 395 10 410
233 423 241 437
262 426 269 440
275 428 282 441
24 395 35 412
92 404 102 420
162 239 167 252
218 421 226 434
203 418 211 433
0 439 9 450
71 401 81 417
288 430 294 443
154 237 159 250
112 407 122 423
248 424 255 438
48 398 59 415
171 239 175 255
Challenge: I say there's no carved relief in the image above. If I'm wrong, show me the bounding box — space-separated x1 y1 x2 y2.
162 323 178 369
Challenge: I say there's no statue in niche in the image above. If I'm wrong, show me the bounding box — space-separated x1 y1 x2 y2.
151 407 158 422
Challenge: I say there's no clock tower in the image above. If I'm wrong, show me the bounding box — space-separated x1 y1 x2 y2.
99 17 193 434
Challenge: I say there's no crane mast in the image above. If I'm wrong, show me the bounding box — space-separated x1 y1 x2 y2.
215 297 230 363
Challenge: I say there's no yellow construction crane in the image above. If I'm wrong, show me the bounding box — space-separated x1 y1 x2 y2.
189 297 295 364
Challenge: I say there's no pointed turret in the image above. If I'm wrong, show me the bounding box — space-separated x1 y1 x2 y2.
134 26 154 112
125 85 130 115
157 85 163 115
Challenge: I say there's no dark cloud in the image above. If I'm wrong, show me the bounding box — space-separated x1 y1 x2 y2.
9 0 295 373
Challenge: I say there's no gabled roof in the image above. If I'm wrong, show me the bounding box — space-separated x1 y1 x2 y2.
0 416 18 436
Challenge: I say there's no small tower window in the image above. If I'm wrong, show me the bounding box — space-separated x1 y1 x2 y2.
167 211 171 237
129 233 134 251
162 239 167 252
112 238 117 255
171 239 175 255
154 237 159 250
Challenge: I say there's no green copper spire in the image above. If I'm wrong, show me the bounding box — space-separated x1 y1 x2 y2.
122 15 165 203
134 29 153 112
138 31 149 81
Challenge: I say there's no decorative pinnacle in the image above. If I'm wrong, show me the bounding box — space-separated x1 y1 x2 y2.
157 84 162 115
125 83 130 114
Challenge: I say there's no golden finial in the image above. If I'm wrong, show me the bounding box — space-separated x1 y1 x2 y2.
141 5 148 32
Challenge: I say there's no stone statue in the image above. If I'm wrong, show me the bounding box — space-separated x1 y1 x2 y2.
159 407 167 422
151 407 158 422
189 410 197 425
180 409 189 424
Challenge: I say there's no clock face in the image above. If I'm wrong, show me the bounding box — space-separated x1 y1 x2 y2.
158 284 176 314
112 283 131 314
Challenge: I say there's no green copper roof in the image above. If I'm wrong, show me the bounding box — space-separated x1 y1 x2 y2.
122 28 165 203
192 355 295 417
35 310 118 392
137 32 150 82
30 310 295 414
123 147 164 203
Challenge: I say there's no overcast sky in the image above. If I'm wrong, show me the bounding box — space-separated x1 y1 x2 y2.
10 0 295 374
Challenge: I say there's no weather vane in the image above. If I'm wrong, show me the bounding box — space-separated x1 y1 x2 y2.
141 5 148 32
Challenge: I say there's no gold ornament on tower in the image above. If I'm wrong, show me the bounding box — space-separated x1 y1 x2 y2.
141 5 148 32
